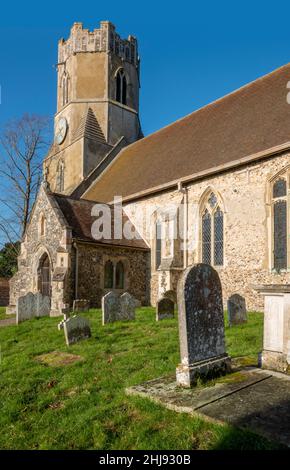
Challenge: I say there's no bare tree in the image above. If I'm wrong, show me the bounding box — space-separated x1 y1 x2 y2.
0 114 51 252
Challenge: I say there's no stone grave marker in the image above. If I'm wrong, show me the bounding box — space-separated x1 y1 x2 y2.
176 263 231 387
156 297 174 321
163 290 177 304
62 315 91 346
35 292 51 317
16 292 51 324
120 292 136 320
227 294 247 326
102 291 120 325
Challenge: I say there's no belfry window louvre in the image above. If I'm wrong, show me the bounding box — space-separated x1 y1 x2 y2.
201 193 224 267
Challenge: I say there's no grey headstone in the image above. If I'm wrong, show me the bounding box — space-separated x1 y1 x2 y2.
156 297 174 321
227 294 247 326
73 299 90 313
163 290 177 304
35 292 51 317
102 291 120 324
16 292 36 324
63 315 91 346
176 263 231 387
120 292 136 320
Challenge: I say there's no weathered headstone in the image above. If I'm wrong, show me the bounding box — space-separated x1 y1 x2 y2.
120 292 136 320
163 290 177 304
16 292 51 324
62 315 91 346
176 263 231 387
102 291 120 324
156 297 174 321
73 299 90 313
227 294 247 326
17 292 36 324
35 292 51 317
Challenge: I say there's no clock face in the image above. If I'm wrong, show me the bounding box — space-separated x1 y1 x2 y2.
55 117 68 145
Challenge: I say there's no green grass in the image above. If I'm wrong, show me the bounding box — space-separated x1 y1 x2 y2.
0 306 9 320
0 307 278 450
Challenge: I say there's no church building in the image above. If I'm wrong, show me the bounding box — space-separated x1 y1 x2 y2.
8 21 290 314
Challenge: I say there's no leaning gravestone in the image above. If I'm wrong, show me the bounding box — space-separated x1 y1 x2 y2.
73 299 90 313
227 294 247 326
120 292 136 320
61 315 91 346
102 291 120 325
156 297 174 321
176 263 231 387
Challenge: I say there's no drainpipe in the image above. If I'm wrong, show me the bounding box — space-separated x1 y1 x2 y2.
73 242 79 300
178 182 188 269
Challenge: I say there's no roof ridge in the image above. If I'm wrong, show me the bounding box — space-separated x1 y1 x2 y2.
121 62 290 150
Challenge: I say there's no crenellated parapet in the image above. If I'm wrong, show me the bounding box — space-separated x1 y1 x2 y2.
58 21 139 67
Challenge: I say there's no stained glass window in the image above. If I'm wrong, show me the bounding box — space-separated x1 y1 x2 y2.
208 192 217 208
274 200 287 270
214 207 224 266
273 179 286 199
202 210 211 264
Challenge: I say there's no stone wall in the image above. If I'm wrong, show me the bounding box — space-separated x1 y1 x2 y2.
124 151 290 310
75 242 150 307
0 278 9 306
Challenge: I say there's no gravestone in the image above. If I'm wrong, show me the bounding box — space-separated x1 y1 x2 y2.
156 297 174 321
176 263 231 387
73 299 90 313
163 290 177 304
120 292 136 320
16 292 51 324
227 294 247 326
35 292 51 317
16 292 36 324
102 291 120 324
62 315 91 346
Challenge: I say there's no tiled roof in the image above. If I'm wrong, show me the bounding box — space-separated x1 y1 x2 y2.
52 193 149 250
72 107 106 143
84 63 290 202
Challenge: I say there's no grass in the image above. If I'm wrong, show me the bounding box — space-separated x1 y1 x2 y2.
0 306 279 450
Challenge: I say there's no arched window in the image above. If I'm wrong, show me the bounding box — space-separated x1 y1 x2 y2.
115 261 125 289
272 178 287 271
156 221 162 270
104 260 114 289
201 192 224 266
56 160 65 192
116 69 127 105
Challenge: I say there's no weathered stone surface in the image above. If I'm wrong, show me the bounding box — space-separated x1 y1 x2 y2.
163 290 177 304
102 291 120 324
16 292 36 324
227 294 247 326
156 297 174 321
35 292 51 317
63 315 91 346
73 299 90 313
16 291 51 324
120 292 136 320
102 291 137 324
176 263 231 387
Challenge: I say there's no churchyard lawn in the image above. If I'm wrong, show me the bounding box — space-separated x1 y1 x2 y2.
0 306 280 450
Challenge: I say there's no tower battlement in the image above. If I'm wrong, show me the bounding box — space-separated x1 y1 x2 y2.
58 21 139 67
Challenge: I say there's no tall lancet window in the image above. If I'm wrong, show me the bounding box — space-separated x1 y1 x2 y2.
273 178 287 271
116 69 127 105
201 192 224 266
62 75 69 106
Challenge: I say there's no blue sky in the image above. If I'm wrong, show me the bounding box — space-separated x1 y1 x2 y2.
1 0 290 137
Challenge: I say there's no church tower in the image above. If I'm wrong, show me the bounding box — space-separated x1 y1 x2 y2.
44 21 142 195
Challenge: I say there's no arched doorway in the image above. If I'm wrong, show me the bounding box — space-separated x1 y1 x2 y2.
37 253 51 297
